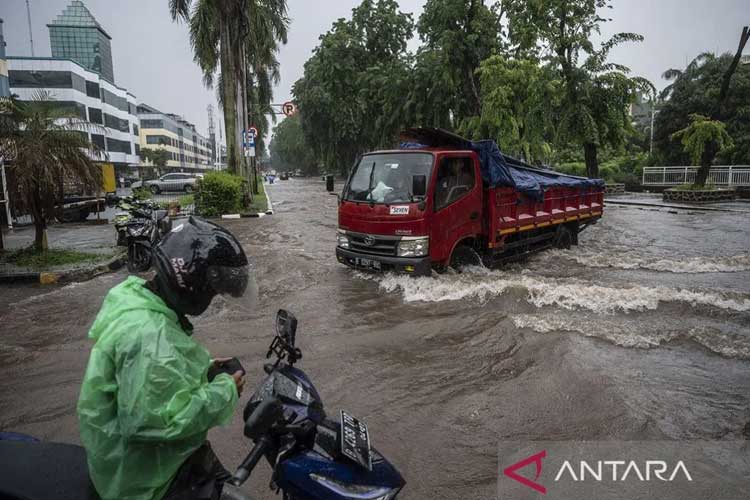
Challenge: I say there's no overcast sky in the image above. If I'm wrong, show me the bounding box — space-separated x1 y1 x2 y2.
1 0 748 143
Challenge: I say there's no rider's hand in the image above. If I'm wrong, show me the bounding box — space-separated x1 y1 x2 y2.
232 370 245 396
211 357 233 367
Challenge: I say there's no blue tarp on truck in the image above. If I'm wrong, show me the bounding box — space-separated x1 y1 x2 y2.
399 128 604 200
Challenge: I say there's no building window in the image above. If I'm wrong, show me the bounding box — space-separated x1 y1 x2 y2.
91 133 105 150
9 70 73 88
85 80 100 99
106 137 132 154
146 135 171 145
88 107 103 124
133 124 139 136
104 113 129 133
134 144 141 156
140 119 164 129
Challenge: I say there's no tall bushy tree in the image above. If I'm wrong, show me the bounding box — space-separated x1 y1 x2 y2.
417 0 503 121
0 93 102 251
293 0 414 174
169 0 288 176
270 114 317 175
504 0 652 178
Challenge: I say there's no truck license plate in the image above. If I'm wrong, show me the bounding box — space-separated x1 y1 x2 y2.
355 257 381 270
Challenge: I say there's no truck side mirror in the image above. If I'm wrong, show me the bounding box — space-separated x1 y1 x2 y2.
412 175 427 197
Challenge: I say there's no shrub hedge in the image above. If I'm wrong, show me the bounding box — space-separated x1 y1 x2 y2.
195 172 245 216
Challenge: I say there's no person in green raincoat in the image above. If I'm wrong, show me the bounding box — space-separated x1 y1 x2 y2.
77 217 252 500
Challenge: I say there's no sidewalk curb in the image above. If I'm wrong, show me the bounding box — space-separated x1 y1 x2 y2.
0 252 126 286
220 184 274 219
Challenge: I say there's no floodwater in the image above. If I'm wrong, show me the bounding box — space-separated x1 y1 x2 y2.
1 180 749 499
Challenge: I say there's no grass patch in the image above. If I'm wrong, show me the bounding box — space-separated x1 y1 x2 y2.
673 183 718 191
0 247 107 270
179 194 195 207
245 177 268 214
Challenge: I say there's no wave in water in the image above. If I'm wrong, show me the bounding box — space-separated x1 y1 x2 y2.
510 313 750 360
367 269 750 314
543 249 750 274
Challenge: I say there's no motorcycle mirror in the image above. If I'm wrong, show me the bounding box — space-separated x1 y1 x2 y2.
244 398 283 440
412 175 427 197
276 309 298 346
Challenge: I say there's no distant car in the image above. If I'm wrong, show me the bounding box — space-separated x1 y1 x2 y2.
131 173 199 194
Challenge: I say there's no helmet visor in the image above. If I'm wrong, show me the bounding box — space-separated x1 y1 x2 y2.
207 265 250 298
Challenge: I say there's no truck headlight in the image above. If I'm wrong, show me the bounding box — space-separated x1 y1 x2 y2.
309 473 399 499
397 237 429 257
337 231 350 249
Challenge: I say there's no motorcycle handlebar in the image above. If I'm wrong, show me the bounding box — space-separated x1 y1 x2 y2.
230 435 271 486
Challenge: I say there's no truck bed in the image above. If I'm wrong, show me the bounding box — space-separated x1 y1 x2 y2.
487 186 603 249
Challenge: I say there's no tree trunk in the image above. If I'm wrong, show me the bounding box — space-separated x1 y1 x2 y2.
694 141 719 187
34 220 48 252
220 24 240 176
584 142 599 179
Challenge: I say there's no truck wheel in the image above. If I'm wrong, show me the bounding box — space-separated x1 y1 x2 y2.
78 210 90 222
554 226 573 249
450 245 482 272
150 185 161 195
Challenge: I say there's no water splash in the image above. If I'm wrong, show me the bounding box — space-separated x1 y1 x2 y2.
544 248 750 274
366 269 750 314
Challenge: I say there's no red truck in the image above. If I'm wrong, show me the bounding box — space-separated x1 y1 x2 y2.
334 129 604 276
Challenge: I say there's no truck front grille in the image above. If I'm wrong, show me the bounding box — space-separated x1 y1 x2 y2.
348 232 399 256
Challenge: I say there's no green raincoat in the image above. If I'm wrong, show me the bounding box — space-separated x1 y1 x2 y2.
77 276 238 500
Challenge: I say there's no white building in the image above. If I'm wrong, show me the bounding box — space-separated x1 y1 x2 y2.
8 56 140 169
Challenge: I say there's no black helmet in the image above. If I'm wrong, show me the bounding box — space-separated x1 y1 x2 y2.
152 216 249 316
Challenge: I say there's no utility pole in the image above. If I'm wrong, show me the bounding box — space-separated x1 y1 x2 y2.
650 94 656 156
207 104 216 170
25 0 35 57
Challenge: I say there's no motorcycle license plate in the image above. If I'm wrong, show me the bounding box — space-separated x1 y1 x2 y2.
340 410 372 470
354 257 381 270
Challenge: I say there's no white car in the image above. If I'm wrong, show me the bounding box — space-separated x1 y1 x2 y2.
132 173 201 194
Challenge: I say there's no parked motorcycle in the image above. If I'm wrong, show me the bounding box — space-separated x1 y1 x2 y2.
0 310 405 500
113 197 171 272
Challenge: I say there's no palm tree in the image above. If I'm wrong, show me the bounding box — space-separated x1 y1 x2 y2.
0 92 103 251
169 0 289 178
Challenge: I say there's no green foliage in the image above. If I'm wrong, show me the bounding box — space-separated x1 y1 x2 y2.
671 114 733 165
463 56 559 163
132 187 153 201
0 93 103 251
293 0 415 175
195 171 244 216
270 115 317 175
140 148 170 170
0 246 106 270
655 53 750 165
245 176 268 214
673 183 717 191
503 0 653 177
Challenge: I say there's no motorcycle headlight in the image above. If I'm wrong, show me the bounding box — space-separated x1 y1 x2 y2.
309 473 399 499
337 230 350 249
397 237 429 257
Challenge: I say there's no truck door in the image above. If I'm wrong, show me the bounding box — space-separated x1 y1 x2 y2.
430 155 483 263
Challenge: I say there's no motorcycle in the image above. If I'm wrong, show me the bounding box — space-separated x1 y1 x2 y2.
0 310 405 500
113 197 171 272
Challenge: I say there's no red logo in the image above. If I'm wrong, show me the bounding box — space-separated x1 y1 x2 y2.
503 450 547 494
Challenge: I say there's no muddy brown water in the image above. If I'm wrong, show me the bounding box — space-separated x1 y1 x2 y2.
1 179 749 499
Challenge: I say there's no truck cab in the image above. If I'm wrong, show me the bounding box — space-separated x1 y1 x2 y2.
336 149 483 275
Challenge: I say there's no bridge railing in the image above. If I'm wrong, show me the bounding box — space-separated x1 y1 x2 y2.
642 166 750 186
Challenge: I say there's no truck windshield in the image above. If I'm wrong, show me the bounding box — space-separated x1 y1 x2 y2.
345 153 433 204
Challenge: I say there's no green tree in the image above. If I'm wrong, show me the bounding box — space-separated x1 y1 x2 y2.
417 0 503 120
293 0 414 175
169 0 288 177
462 56 560 163
671 114 733 186
0 93 102 251
504 0 652 178
655 27 750 183
140 147 170 176
270 114 317 175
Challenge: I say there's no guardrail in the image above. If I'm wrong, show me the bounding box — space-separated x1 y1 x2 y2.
642 166 750 186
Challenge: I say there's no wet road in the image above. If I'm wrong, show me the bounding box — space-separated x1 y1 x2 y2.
1 179 749 499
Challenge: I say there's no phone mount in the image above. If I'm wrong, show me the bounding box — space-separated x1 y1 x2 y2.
266 310 302 367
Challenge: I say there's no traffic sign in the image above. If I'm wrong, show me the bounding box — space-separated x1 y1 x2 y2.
248 126 259 137
282 101 297 117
